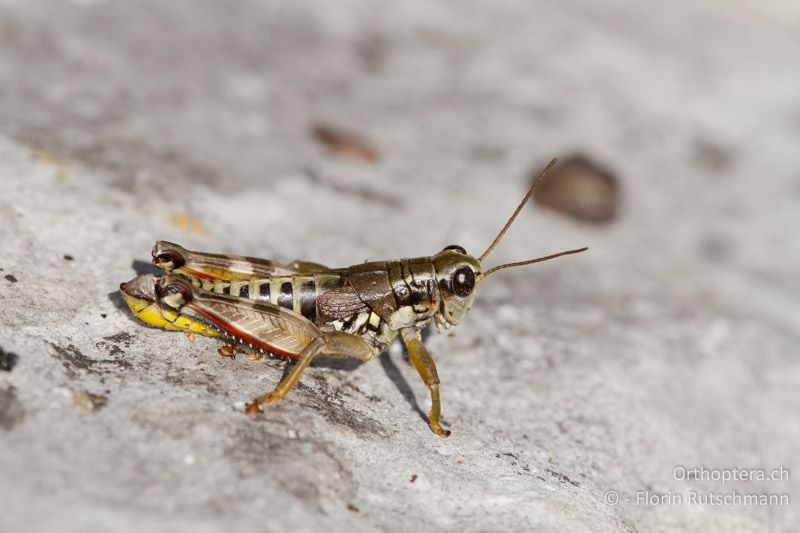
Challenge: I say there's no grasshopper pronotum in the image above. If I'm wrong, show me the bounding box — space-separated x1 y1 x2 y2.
120 159 587 436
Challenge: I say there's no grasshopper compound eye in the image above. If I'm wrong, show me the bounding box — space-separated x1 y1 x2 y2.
158 279 193 309
451 266 476 297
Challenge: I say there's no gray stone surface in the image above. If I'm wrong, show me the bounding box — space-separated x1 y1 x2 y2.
1 1 799 531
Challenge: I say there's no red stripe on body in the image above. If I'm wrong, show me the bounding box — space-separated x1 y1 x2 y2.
182 267 221 281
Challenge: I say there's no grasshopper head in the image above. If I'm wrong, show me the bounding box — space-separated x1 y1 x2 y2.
433 246 481 326
433 159 589 327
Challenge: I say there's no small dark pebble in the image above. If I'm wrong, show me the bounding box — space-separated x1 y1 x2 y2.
0 347 19 372
533 154 620 223
347 504 360 513
693 137 735 173
100 314 107 319
410 474 418 483
4 274 17 283
63 254 74 261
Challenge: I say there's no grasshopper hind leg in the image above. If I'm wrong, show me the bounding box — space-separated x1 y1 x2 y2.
244 331 376 414
245 337 327 413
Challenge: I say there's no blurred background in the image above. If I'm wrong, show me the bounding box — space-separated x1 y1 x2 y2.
0 1 798 532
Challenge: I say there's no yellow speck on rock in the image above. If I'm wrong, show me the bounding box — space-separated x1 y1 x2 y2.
28 146 72 178
171 212 207 235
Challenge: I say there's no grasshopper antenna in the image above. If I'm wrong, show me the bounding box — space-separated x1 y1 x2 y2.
480 247 588 279
478 157 558 262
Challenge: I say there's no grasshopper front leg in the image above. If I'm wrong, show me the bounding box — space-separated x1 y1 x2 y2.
401 328 451 437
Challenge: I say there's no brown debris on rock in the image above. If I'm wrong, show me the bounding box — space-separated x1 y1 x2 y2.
312 125 379 162
534 155 620 223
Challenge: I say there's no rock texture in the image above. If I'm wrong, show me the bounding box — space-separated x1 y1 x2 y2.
0 1 798 531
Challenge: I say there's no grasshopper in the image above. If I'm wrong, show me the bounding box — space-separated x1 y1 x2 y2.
120 159 587 436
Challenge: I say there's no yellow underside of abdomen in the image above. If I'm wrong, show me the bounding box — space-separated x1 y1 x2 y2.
122 294 221 338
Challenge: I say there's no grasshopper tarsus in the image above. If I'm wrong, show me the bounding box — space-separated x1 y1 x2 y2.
432 427 451 438
244 402 262 416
